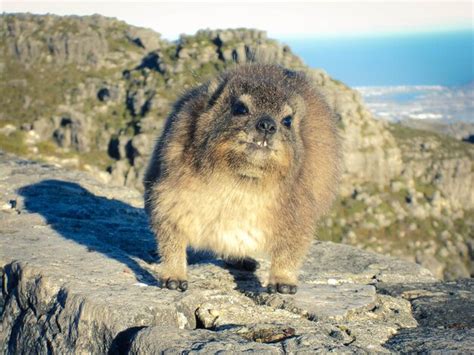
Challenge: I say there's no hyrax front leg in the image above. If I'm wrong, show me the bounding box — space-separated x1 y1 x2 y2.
154 224 188 291
267 237 310 294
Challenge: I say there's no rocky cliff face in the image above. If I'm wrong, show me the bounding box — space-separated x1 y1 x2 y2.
1 13 399 189
0 14 472 280
2 13 162 66
2 152 473 353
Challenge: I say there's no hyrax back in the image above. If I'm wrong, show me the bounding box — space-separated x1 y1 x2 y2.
144 64 341 293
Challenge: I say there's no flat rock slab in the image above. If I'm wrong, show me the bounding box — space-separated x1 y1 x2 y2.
250 283 377 321
127 325 359 354
0 153 437 353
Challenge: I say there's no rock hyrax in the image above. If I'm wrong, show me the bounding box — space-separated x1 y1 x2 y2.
144 64 341 294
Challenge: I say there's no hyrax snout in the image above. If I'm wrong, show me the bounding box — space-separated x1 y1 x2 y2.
144 63 341 294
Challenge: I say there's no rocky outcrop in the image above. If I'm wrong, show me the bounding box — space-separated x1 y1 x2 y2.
3 152 473 353
390 124 474 210
0 14 472 283
379 279 474 353
309 70 403 191
0 14 402 190
0 13 162 67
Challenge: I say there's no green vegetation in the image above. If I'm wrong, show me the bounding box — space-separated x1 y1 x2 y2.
0 58 123 125
317 177 473 279
79 149 114 170
0 131 28 155
180 31 215 47
389 122 473 158
414 179 437 200
36 139 113 170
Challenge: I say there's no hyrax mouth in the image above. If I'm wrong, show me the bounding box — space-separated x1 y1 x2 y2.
241 136 273 152
245 115 277 150
255 138 269 148
247 137 270 149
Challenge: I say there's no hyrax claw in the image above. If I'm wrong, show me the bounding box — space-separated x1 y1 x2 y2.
165 279 188 292
267 283 298 294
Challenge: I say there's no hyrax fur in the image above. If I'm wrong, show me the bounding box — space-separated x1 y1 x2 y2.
144 64 341 294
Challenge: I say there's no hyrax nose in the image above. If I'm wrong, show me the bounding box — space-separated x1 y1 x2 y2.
256 116 277 135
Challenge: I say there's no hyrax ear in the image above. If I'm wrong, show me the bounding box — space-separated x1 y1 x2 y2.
206 77 227 107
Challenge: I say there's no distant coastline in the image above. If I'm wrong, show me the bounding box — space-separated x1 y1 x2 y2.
355 83 474 123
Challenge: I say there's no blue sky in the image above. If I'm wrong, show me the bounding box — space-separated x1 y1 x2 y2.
285 29 474 86
2 1 473 40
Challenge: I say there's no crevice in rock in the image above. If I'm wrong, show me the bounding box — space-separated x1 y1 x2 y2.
194 307 217 331
108 326 147 355
239 326 297 344
194 314 207 330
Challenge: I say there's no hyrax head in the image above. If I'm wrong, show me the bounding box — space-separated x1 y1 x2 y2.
191 64 309 180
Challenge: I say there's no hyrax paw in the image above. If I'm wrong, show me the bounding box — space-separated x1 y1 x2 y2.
267 283 297 294
164 279 188 292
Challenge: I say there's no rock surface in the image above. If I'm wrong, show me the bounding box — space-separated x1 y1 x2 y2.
1 152 472 353
379 279 474 353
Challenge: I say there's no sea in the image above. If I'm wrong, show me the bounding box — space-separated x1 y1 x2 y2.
281 30 474 123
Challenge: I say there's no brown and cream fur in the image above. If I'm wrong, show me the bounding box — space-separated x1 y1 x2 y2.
144 64 341 293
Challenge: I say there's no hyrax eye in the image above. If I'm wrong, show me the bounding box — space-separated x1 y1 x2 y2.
282 115 293 128
232 101 249 116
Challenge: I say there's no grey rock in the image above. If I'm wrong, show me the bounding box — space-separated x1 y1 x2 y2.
0 13 154 67
301 241 435 284
385 328 474 353
129 133 153 161
379 279 474 352
52 113 90 152
32 117 55 141
128 326 283 354
378 279 474 329
309 69 404 189
0 152 443 353
126 27 162 50
129 324 368 354
251 283 377 321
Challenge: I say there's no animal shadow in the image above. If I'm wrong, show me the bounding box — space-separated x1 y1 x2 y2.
18 179 262 292
18 179 161 285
